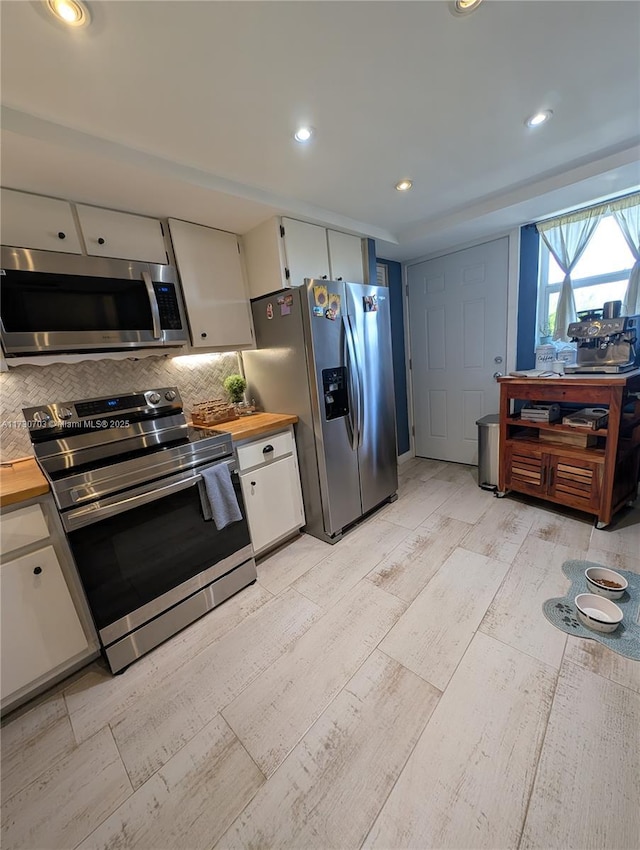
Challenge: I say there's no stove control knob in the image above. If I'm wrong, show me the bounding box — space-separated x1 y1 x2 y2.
147 392 161 405
57 407 73 420
165 390 177 401
32 411 51 424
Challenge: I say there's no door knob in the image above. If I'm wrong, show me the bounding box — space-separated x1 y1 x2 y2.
494 356 503 364
493 371 503 380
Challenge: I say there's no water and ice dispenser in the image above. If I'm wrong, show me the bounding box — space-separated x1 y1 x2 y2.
322 367 349 420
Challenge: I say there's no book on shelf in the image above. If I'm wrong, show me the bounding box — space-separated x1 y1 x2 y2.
561 408 609 430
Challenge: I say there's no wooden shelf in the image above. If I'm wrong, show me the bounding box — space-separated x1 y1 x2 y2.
506 435 606 461
499 371 640 526
506 417 608 436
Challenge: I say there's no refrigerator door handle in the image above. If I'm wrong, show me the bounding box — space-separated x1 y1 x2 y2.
344 314 364 449
343 315 359 450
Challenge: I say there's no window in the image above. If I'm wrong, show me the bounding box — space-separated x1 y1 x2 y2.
538 213 634 339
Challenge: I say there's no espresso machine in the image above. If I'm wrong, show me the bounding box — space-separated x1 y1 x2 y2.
565 301 640 373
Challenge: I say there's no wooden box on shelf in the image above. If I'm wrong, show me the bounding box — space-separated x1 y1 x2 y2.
191 399 239 426
539 430 598 448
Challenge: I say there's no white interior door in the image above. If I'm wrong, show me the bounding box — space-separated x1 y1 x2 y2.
408 237 509 463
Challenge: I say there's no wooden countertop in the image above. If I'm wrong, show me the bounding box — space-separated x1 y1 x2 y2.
0 457 49 508
191 412 298 442
499 368 640 387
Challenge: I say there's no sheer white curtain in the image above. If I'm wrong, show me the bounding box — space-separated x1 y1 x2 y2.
610 196 640 315
537 208 605 341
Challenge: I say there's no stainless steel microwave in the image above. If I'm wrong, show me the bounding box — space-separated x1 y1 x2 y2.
0 247 190 355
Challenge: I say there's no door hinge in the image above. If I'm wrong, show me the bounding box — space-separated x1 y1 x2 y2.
285 267 290 280
237 241 241 253
160 221 165 236
280 225 285 238
409 358 412 370
405 283 408 297
412 425 415 437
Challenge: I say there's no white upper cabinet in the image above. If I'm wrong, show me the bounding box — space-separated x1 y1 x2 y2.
281 218 331 286
0 189 169 264
0 188 83 254
168 218 254 350
327 228 365 283
242 216 366 300
75 205 168 264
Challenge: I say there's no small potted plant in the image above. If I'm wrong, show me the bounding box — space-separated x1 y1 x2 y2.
223 373 247 411
539 322 553 344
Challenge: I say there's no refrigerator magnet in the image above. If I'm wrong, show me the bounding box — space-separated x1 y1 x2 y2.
312 306 324 318
363 295 378 312
313 284 328 308
277 294 292 316
324 308 336 321
328 293 341 317
266 302 274 320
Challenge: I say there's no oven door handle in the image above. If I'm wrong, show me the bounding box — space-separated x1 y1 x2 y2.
63 460 236 531
142 270 162 340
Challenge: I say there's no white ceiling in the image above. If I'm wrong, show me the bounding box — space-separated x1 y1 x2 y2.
1 1 639 261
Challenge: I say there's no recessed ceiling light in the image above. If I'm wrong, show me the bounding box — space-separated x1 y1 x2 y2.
46 0 90 27
294 126 314 143
525 110 553 128
450 0 483 16
395 179 413 192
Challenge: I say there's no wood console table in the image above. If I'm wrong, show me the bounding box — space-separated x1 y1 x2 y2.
498 369 640 527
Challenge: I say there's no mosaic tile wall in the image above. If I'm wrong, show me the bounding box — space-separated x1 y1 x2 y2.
0 352 241 459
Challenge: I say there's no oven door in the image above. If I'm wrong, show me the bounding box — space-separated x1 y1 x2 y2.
64 458 253 647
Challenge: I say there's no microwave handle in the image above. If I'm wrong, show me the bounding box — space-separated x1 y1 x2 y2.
142 270 162 339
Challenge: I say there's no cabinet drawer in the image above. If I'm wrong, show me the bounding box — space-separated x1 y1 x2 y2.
0 545 88 700
1 503 49 556
236 429 294 471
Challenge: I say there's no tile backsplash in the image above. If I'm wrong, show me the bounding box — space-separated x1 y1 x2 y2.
0 352 241 459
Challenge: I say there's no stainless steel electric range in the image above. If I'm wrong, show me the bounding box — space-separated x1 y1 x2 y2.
23 387 256 674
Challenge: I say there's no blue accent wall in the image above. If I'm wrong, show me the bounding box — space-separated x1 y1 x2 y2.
516 224 540 370
377 257 410 456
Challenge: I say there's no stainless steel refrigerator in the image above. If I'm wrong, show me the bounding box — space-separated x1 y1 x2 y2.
243 279 398 544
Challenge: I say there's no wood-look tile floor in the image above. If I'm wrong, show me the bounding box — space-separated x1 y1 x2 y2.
2 458 639 850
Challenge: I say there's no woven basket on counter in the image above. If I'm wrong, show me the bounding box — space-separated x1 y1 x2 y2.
191 399 239 426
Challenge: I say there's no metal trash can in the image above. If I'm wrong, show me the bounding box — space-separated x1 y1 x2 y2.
476 414 500 491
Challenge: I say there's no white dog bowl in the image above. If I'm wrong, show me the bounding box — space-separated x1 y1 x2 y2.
575 593 623 634
585 567 628 600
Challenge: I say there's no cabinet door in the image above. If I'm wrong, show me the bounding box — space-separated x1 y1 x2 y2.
0 545 88 700
327 229 364 283
547 454 603 511
168 219 254 349
0 188 83 254
282 218 330 287
240 456 305 553
75 205 168 264
504 444 547 497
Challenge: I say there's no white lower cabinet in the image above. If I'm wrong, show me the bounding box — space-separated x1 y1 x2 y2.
1 497 96 710
237 428 305 555
1 545 88 700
